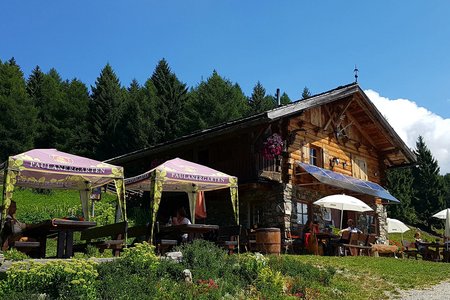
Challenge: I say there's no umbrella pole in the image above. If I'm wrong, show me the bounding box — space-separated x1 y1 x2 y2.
340 209 343 230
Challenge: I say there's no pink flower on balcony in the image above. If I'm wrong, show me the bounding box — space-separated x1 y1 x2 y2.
262 133 284 160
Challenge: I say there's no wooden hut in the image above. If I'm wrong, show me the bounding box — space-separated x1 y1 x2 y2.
106 83 415 241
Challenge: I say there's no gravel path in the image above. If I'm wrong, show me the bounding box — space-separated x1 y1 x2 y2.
396 281 450 300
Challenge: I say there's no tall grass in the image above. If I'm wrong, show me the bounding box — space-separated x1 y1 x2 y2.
1 187 117 223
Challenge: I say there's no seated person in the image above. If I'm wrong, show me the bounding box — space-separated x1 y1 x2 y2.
302 219 321 255
338 219 362 256
338 219 362 235
171 207 191 242
414 231 424 250
1 201 29 251
414 231 437 260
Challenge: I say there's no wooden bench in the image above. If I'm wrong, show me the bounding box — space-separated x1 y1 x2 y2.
127 223 177 255
75 221 128 256
342 233 372 256
11 241 41 258
402 240 419 259
216 225 241 254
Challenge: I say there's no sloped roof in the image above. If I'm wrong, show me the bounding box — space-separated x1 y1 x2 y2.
106 83 415 166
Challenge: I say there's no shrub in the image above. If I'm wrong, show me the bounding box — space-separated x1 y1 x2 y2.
91 199 116 226
120 242 159 272
96 259 160 299
234 252 267 284
2 259 98 299
268 255 335 286
255 266 284 299
3 248 29 261
176 239 228 280
156 257 185 280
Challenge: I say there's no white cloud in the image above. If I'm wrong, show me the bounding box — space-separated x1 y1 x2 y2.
364 89 450 175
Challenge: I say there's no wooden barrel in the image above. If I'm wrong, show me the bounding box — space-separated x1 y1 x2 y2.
256 228 281 255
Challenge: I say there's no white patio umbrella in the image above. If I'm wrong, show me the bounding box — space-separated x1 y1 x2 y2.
432 208 450 220
387 218 410 241
313 194 373 229
432 208 450 250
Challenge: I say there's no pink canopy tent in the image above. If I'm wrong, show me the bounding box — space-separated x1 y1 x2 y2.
1 149 126 223
125 158 239 242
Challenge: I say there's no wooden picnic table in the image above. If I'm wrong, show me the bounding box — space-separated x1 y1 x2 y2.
315 232 340 256
159 224 219 241
24 219 96 258
418 241 445 261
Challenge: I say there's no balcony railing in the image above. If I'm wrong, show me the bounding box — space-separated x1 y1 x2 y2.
256 153 281 181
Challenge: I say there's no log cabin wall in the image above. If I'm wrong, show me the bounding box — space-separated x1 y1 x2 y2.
284 99 384 235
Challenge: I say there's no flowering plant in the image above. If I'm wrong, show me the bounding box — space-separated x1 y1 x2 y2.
262 133 284 160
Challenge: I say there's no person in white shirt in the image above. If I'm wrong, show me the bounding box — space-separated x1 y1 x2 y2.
172 207 191 242
339 219 362 234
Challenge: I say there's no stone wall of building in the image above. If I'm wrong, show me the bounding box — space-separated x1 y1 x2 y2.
239 184 286 230
376 203 388 243
290 185 327 231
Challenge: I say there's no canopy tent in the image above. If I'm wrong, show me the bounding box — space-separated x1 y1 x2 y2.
1 149 126 225
125 158 239 242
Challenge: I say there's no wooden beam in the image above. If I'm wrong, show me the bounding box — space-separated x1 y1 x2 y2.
323 98 353 132
380 147 400 155
335 98 354 128
344 111 378 149
323 105 336 131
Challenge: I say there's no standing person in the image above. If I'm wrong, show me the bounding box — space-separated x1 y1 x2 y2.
172 207 191 242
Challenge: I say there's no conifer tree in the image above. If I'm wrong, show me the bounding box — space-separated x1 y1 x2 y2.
186 70 249 130
27 67 69 149
61 78 90 155
386 167 417 225
89 64 124 160
444 174 450 208
411 136 445 230
280 92 291 105
151 59 188 142
0 58 37 160
248 81 276 115
301 86 311 99
115 79 157 154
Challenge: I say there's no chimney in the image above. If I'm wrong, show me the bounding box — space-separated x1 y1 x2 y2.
276 88 281 107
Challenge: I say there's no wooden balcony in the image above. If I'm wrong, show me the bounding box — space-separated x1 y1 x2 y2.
256 153 281 182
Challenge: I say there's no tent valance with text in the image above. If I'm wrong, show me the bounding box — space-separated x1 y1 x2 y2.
1 149 126 223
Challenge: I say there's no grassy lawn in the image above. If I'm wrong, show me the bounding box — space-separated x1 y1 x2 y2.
293 255 450 299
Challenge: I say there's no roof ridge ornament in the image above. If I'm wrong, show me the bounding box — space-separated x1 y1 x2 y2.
354 65 359 83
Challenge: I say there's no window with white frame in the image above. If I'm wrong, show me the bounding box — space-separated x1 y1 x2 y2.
296 202 308 225
309 146 322 167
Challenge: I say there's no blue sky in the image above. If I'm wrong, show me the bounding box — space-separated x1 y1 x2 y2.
1 1 450 172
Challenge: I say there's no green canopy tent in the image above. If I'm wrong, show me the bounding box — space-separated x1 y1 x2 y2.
1 149 127 227
125 158 239 243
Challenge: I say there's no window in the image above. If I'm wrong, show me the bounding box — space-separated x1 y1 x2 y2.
309 146 322 167
352 157 368 180
296 202 308 225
